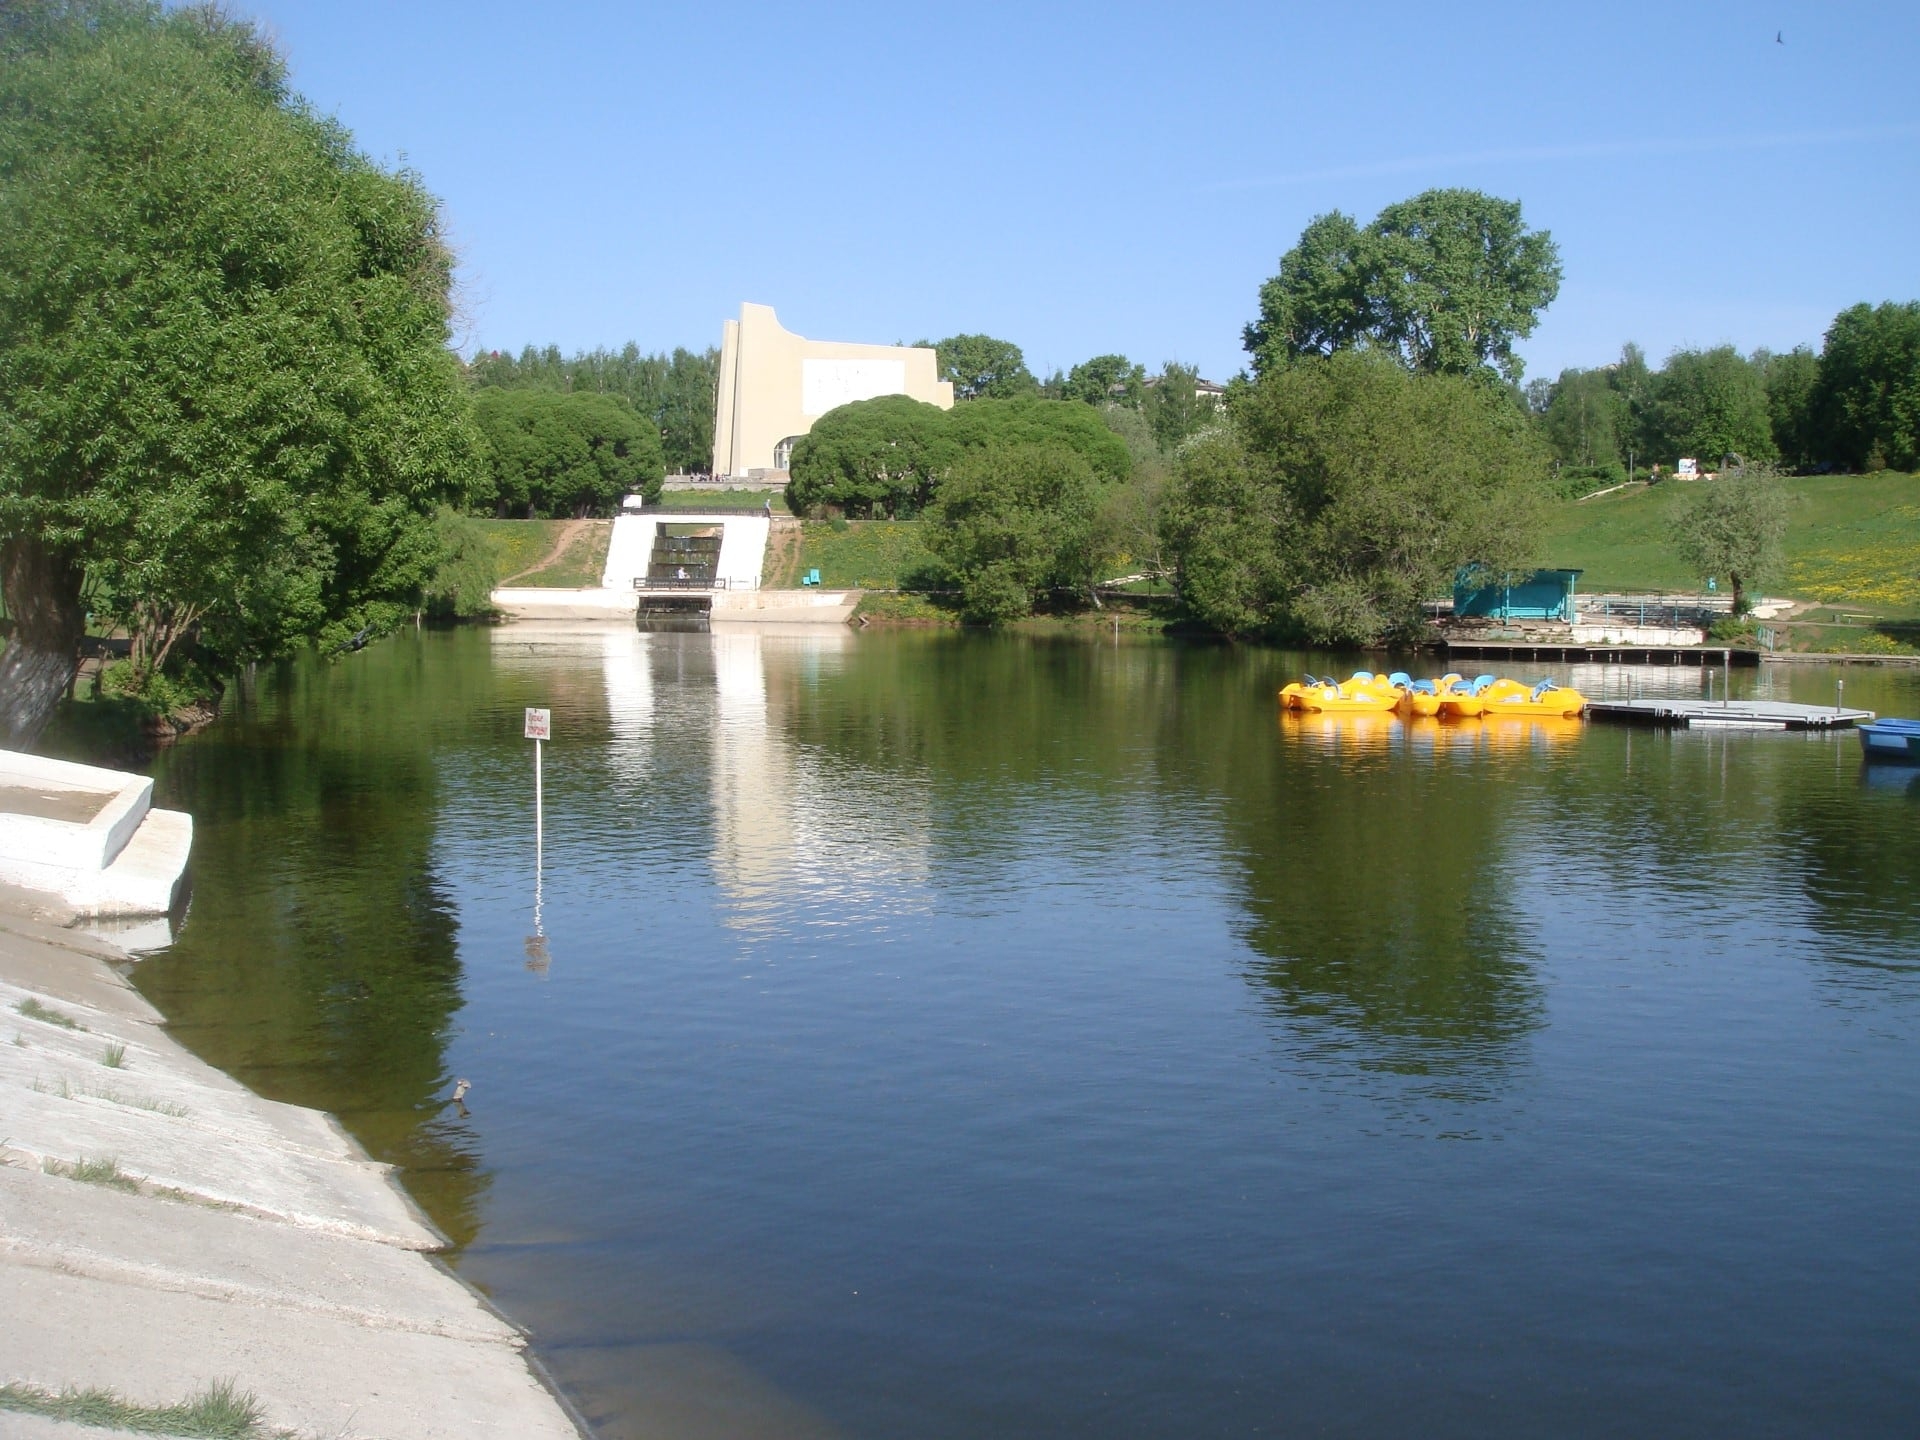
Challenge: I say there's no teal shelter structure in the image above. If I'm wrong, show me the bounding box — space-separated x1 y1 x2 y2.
1453 568 1582 622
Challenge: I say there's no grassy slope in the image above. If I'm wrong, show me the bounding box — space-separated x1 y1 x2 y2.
473 519 612 588
794 520 938 589
1539 472 1920 612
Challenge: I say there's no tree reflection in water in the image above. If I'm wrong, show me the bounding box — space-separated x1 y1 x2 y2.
782 636 1548 1109
138 657 490 1249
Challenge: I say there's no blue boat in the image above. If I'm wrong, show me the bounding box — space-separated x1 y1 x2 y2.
1858 718 1920 763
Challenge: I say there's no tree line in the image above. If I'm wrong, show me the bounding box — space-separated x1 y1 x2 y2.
812 188 1913 638
466 342 717 499
1530 304 1920 485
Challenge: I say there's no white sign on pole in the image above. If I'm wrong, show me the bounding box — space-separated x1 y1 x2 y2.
524 708 551 741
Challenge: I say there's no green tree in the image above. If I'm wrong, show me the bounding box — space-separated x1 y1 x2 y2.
1158 428 1293 634
1163 352 1546 643
1646 347 1777 467
1365 189 1561 383
0 1 480 745
1063 354 1146 408
419 508 501 618
925 444 1100 623
926 333 1038 401
948 397 1133 482
468 343 718 474
1757 345 1822 470
1612 343 1656 467
1242 211 1373 375
785 395 956 518
1542 367 1629 469
1811 301 1920 472
1672 477 1788 615
1244 189 1560 385
1144 362 1220 452
471 390 662 517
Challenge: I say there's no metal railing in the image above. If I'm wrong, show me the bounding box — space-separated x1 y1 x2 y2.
1578 594 1728 626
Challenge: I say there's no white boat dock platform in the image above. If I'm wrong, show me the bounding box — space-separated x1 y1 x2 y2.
1585 699 1875 730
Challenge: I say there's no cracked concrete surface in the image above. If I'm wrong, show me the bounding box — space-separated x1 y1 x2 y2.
0 896 585 1439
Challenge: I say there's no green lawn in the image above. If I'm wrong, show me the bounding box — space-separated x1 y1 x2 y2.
792 520 940 590
655 489 793 513
1540 471 1920 612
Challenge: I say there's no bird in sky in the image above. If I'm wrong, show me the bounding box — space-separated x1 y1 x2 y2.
1776 30 1784 44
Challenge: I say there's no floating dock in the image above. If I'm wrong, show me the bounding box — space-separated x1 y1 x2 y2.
1584 699 1875 730
1445 641 1750 666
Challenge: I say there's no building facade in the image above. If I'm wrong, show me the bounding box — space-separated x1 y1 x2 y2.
709 303 954 480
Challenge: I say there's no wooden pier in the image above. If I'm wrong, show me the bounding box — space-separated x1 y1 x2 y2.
1584 699 1875 730
1444 641 1751 666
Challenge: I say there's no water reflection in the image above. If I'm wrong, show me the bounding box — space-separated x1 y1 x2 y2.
1237 707 1544 1103
768 640 1548 1106
1783 757 1920 990
589 624 936 932
130 634 1920 1440
141 663 489 1245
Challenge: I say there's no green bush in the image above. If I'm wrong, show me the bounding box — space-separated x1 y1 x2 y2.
1555 463 1626 498
421 508 500 617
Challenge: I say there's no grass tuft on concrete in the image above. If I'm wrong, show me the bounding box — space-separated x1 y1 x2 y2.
0 1377 280 1438
17 996 81 1030
44 1155 143 1193
100 1041 127 1068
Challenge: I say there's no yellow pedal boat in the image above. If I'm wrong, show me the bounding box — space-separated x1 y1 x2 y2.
1279 671 1401 714
1396 673 1466 718
1481 680 1588 718
1438 676 1588 719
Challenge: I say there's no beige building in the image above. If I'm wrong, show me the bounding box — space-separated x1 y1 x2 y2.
709 303 954 479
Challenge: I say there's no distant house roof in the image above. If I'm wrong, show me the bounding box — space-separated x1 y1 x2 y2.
1143 375 1226 399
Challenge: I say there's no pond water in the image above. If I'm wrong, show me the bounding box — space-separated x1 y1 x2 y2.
136 627 1920 1439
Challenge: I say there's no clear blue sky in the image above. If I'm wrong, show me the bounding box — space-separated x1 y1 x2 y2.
241 0 1917 384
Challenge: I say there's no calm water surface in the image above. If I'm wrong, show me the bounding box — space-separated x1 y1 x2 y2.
135 627 1920 1438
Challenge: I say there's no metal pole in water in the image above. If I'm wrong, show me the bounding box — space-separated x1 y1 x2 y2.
1836 678 1843 716
525 707 552 949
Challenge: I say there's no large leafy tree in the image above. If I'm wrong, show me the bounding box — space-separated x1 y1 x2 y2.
1542 367 1631 469
471 390 662 517
1244 189 1560 385
0 0 479 745
1162 352 1547 643
1144 362 1220 453
1672 477 1788 615
925 444 1100 624
947 397 1132 483
1062 354 1145 409
786 395 956 518
1645 347 1777 466
1811 301 1920 472
925 333 1038 401
1758 345 1822 470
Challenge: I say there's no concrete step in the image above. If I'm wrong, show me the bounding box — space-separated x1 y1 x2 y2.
0 974 439 1249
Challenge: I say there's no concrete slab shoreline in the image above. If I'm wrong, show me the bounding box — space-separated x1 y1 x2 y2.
0 888 586 1439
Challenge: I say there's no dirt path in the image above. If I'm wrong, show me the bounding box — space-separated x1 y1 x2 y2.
763 517 802 588
502 519 593 585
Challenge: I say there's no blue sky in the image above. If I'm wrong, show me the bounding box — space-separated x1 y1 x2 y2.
241 0 1917 384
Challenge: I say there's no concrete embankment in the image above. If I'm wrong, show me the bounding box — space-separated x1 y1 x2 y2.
490 585 861 625
0 893 584 1439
